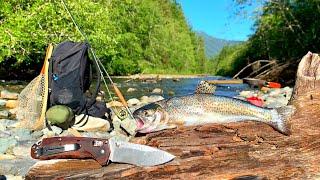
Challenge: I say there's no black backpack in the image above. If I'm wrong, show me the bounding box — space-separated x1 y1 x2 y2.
48 41 108 119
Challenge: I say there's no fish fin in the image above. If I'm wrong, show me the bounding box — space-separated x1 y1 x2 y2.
271 105 296 135
195 81 216 94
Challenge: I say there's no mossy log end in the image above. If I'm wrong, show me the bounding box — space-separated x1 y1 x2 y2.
26 53 320 179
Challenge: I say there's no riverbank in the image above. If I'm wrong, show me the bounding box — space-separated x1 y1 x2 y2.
112 74 219 79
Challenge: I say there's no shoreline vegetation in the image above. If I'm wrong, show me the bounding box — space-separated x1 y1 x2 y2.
111 74 218 79
0 1 319 85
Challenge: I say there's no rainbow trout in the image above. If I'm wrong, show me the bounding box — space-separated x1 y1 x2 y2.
133 82 295 135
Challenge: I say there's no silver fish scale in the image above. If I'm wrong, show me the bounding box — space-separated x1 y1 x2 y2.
161 94 273 124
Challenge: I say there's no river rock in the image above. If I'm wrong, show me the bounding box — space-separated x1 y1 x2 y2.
0 110 9 118
0 90 19 100
0 137 17 154
12 128 32 141
127 98 140 107
42 126 63 137
0 119 16 131
6 100 18 109
148 95 164 103
152 88 163 94
31 130 44 139
2 175 23 180
106 101 123 107
239 90 254 98
73 115 110 132
127 88 137 93
13 143 32 157
0 158 37 177
0 99 7 106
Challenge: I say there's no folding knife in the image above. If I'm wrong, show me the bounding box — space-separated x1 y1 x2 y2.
31 136 175 167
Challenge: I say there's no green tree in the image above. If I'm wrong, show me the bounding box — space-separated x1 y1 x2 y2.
0 0 207 78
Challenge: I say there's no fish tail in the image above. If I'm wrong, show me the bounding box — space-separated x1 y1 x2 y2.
270 105 296 135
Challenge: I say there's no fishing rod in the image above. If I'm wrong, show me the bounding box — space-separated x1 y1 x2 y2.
61 0 135 121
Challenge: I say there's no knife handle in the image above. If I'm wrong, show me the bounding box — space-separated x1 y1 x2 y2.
31 137 110 166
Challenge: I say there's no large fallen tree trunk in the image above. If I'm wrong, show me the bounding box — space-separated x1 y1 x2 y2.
26 52 320 179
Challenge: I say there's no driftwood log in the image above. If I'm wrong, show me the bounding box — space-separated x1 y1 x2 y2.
26 52 320 179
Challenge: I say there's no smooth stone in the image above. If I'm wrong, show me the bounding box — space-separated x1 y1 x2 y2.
6 100 18 109
140 96 149 103
0 137 17 154
152 88 163 94
110 131 130 142
239 90 254 98
0 123 6 131
13 143 32 157
0 158 37 177
0 90 19 100
2 175 23 180
127 98 140 107
269 89 282 97
94 132 111 139
119 116 137 136
73 115 110 132
0 119 17 129
168 90 175 96
42 126 63 136
106 101 123 108
127 88 137 93
0 110 9 118
0 99 7 106
9 108 17 115
148 95 164 103
12 128 32 141
31 130 44 139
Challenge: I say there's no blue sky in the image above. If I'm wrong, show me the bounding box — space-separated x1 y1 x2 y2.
176 0 262 41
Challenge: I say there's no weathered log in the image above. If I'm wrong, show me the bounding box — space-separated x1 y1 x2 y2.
26 53 320 179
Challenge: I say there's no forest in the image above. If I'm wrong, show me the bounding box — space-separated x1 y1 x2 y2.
0 0 319 79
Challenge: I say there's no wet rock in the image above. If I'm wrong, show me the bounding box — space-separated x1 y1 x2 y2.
127 88 137 93
168 90 175 96
172 78 180 82
0 99 7 106
0 137 17 154
0 90 19 100
127 98 140 107
0 110 9 118
148 95 164 103
12 128 32 141
152 88 163 94
6 100 18 109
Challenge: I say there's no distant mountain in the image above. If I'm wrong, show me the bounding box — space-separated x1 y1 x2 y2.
196 31 241 58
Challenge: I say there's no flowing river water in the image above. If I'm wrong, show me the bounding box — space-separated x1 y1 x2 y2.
0 76 250 102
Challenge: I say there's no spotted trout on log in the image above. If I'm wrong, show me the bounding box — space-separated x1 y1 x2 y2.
133 81 295 135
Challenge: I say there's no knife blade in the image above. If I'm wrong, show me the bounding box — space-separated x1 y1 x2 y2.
30 136 175 167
